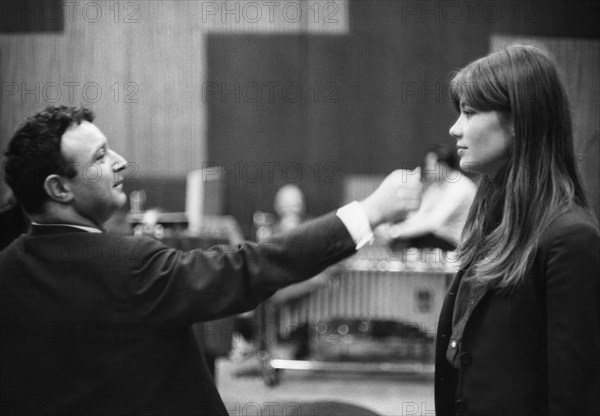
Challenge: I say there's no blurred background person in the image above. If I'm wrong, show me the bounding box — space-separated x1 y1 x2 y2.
271 184 330 301
378 145 477 251
272 184 306 233
233 184 330 367
269 184 330 359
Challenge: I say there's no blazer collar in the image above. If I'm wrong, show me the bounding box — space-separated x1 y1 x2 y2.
450 269 493 343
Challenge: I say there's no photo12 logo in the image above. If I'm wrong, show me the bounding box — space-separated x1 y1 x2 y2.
400 1 538 24
200 1 342 25
1 81 139 104
225 401 339 416
0 1 141 25
202 81 339 104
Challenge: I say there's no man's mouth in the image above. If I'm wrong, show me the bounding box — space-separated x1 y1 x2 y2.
113 179 124 188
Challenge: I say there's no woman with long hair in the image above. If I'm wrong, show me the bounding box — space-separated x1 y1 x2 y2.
435 44 599 415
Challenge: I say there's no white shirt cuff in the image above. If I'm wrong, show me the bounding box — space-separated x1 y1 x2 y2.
336 201 374 250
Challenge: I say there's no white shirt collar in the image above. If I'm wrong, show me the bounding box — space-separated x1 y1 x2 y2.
31 221 102 233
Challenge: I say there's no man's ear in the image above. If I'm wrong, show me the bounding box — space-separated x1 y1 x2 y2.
43 174 73 204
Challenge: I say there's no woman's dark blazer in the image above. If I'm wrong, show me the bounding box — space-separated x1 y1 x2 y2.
434 206 600 416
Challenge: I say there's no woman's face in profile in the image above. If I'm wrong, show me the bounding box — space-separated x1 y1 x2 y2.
449 101 514 175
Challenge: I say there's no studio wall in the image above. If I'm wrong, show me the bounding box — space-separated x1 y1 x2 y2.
1 1 207 185
207 0 600 229
1 1 598 233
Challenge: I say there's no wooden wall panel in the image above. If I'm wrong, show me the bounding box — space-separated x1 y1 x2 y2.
2 0 598 226
123 1 206 179
1 10 131 166
206 35 309 229
207 1 600 232
0 0 63 33
0 0 207 200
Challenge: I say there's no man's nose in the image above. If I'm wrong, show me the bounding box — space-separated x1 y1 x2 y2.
110 150 128 171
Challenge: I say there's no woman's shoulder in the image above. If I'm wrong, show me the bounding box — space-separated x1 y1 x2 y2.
540 205 599 248
548 205 597 230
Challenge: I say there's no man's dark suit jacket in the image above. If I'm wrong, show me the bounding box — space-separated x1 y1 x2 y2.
434 206 600 416
0 212 356 415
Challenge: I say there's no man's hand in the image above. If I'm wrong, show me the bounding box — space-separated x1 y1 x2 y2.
359 168 422 229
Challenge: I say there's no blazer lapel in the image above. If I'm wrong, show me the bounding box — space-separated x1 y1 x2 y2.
436 269 465 355
434 268 465 415
451 278 492 336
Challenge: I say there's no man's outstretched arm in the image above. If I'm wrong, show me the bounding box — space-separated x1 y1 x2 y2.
127 168 422 326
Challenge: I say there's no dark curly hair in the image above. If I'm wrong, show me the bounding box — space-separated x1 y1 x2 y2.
3 105 95 215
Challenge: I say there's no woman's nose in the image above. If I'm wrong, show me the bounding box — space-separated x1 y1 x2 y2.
449 118 462 139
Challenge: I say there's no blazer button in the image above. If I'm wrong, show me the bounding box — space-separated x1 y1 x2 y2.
455 399 467 413
450 340 457 348
459 352 472 365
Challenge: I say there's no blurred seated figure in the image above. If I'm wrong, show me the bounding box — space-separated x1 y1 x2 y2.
268 184 329 359
132 207 165 238
379 145 477 251
270 184 329 303
232 185 329 365
273 184 305 232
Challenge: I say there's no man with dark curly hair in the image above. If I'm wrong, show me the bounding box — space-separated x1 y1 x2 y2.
3 107 126 230
0 105 421 415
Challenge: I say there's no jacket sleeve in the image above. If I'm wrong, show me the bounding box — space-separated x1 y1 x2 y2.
125 212 357 327
544 221 600 415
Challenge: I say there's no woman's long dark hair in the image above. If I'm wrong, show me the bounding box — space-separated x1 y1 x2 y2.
450 44 590 292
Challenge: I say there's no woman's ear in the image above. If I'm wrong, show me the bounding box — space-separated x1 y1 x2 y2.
507 114 515 137
43 174 74 204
